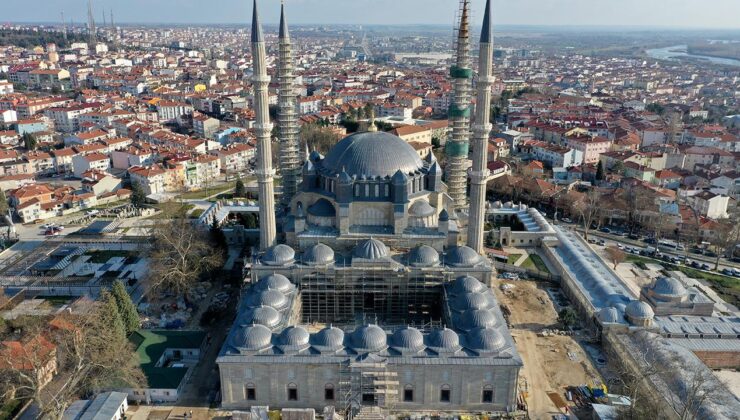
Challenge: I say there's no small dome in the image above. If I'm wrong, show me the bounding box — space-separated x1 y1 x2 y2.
427 328 460 350
466 326 506 352
651 277 687 298
234 324 273 350
247 289 288 310
409 200 435 217
311 326 345 351
303 243 335 266
262 244 295 266
390 327 425 351
408 245 440 267
597 307 620 324
351 324 387 352
256 274 294 293
307 199 336 217
439 209 450 222
278 326 310 347
445 246 483 267
453 292 491 311
448 275 485 295
353 238 389 260
242 306 281 328
460 309 498 330
625 300 654 321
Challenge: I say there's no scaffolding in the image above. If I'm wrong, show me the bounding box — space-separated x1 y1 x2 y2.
277 15 301 209
339 360 399 419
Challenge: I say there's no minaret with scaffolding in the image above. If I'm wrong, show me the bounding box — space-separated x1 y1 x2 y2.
467 0 495 253
87 0 97 47
446 0 473 211
277 0 301 209
251 0 277 250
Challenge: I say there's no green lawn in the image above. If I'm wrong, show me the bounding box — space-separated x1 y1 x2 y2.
0 399 23 420
176 182 236 200
189 208 205 219
150 203 195 219
507 254 523 265
521 254 550 273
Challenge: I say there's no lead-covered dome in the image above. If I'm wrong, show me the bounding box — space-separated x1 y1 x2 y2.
625 300 654 321
426 328 460 351
303 243 335 266
466 326 506 353
453 292 491 311
256 274 294 293
651 277 687 298
390 327 425 352
353 238 389 260
311 326 345 351
262 244 295 266
597 307 620 324
409 200 436 217
278 326 310 347
242 306 281 328
321 131 424 178
351 324 387 352
444 246 483 267
459 309 498 330
408 245 440 267
234 324 273 350
247 289 288 310
448 275 485 295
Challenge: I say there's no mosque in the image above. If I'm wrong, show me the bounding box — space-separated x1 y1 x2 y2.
216 0 524 416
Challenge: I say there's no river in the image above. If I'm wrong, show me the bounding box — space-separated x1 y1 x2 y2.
646 44 740 67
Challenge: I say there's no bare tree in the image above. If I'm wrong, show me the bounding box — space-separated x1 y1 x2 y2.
708 217 740 270
571 188 602 240
147 217 223 296
605 246 626 269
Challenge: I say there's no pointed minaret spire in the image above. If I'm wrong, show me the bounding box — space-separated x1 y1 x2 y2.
467 0 496 253
87 0 97 46
61 11 67 43
277 0 301 209
446 0 473 211
251 0 276 250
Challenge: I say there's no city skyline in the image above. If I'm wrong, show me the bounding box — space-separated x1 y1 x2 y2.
3 0 740 29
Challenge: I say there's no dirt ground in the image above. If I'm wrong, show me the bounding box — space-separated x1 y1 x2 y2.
495 279 604 419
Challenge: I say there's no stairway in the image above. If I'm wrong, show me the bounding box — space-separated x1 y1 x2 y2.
352 407 385 420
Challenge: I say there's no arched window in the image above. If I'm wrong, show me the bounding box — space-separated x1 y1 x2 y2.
384 184 389 197
374 184 379 197
482 385 494 403
287 383 298 401
355 184 360 197
324 384 335 401
440 384 451 403
365 184 369 196
245 383 256 401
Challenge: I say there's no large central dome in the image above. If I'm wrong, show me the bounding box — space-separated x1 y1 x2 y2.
321 131 424 178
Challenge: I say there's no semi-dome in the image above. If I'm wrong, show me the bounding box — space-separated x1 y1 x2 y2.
453 292 491 311
256 274 294 293
625 300 654 321
247 289 288 310
460 309 498 330
466 326 506 352
278 326 310 347
351 324 387 352
409 200 436 217
408 245 440 267
242 306 281 328
597 307 620 324
234 324 273 350
651 277 687 298
390 327 425 351
448 275 485 295
427 328 460 350
445 246 483 267
311 326 345 351
321 131 424 178
353 238 389 260
307 199 336 217
303 243 335 266
262 244 295 266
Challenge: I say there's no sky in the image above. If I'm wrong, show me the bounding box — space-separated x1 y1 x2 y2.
4 0 740 29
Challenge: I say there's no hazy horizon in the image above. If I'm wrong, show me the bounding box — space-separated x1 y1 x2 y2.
3 0 740 30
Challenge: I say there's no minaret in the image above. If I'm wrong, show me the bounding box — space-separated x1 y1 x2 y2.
61 11 67 43
446 0 472 210
251 0 277 250
87 0 97 46
467 0 494 253
277 0 301 209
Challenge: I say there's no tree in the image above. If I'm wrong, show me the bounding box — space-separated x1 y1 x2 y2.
147 217 223 295
110 281 140 336
234 177 246 198
130 182 146 208
605 246 626 269
557 307 578 329
595 160 605 181
100 291 126 340
431 136 441 148
0 298 143 418
21 133 37 151
0 189 8 217
708 218 740 270
571 188 602 240
612 160 625 175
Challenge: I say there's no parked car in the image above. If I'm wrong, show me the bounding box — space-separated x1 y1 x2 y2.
561 217 572 223
701 263 711 270
644 238 657 244
690 261 701 269
721 268 735 276
628 233 641 240
600 227 611 233
597 239 606 246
